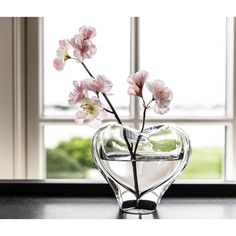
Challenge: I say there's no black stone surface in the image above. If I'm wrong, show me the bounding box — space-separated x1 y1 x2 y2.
0 197 235 219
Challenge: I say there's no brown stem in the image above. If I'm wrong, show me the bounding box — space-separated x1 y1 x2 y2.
102 94 122 124
140 106 147 133
131 135 142 201
80 60 140 201
133 134 142 157
122 129 134 159
123 129 140 200
131 162 139 200
140 98 154 133
103 108 113 114
81 62 122 124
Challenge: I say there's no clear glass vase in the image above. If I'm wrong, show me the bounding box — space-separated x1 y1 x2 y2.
92 123 191 214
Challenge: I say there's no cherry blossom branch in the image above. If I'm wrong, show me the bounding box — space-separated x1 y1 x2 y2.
81 62 136 183
140 98 154 133
53 28 173 208
103 108 113 114
80 61 139 200
81 62 122 125
81 57 140 200
140 107 147 133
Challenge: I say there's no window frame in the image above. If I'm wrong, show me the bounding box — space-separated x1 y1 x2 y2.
24 17 236 183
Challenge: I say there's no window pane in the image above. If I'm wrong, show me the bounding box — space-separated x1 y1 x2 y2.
140 17 226 117
43 17 130 118
44 123 134 180
44 125 104 180
177 125 225 180
44 124 224 181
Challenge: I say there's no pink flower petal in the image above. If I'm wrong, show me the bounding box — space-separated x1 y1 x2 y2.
128 87 137 96
68 80 87 105
79 26 96 40
53 39 70 71
163 88 173 99
147 79 173 115
87 119 102 128
74 111 86 124
95 75 113 93
70 34 97 62
127 70 148 97
154 102 169 114
97 110 108 120
73 50 84 62
53 58 64 71
128 85 140 96
73 97 106 128
59 39 69 48
85 75 113 94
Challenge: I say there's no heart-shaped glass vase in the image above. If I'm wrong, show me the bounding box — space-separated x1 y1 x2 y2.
92 123 191 214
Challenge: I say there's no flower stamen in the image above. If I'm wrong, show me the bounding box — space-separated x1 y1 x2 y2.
64 52 71 61
80 102 97 115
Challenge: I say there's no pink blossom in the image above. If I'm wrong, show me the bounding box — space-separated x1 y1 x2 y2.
127 70 149 97
53 58 64 71
70 35 97 62
75 97 107 128
85 75 113 94
146 80 173 114
68 81 87 105
58 39 69 48
79 26 96 40
53 40 70 71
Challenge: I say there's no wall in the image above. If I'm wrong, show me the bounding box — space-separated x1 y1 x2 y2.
0 18 14 178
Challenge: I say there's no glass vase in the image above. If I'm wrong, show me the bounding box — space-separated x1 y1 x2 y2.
92 123 191 214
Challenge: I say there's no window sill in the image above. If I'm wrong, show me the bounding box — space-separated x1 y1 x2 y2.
0 181 236 218
0 196 235 219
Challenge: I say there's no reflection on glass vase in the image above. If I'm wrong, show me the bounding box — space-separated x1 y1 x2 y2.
92 123 191 214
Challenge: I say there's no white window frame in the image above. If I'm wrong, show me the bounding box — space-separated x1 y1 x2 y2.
14 17 236 181
0 17 28 179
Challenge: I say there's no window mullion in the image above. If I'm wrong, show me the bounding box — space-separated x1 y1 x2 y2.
26 17 44 179
130 17 140 130
225 17 236 181
13 18 26 179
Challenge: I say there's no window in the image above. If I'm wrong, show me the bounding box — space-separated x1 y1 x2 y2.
42 17 131 180
10 17 236 181
139 17 229 181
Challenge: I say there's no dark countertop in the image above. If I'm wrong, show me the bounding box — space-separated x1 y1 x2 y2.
0 197 236 219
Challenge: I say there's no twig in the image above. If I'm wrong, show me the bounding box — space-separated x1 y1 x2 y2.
81 62 122 125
